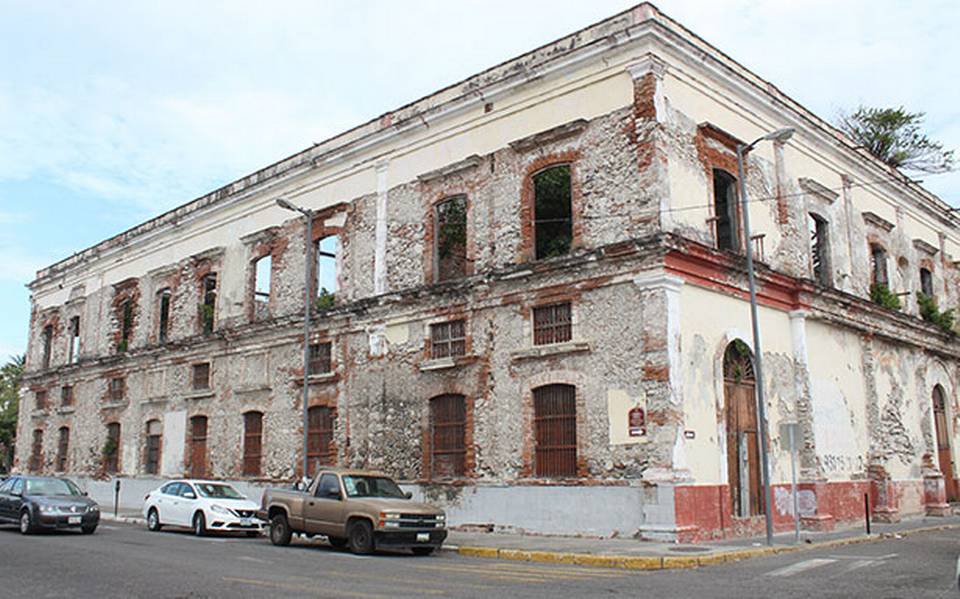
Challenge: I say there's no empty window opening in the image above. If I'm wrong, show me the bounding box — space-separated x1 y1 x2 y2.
870 244 889 287
435 196 468 281
533 165 573 260
307 406 335 476
808 214 830 286
109 377 125 403
30 429 43 472
430 394 466 478
68 316 80 364
145 419 162 475
35 389 48 410
192 362 211 391
56 427 69 472
920 267 934 297
61 385 73 408
243 411 263 477
200 274 217 334
308 342 332 375
316 236 339 306
430 320 466 359
104 423 120 474
254 255 272 304
533 384 577 478
158 289 171 343
713 169 739 252
41 325 53 370
533 302 572 346
189 416 208 479
119 300 133 352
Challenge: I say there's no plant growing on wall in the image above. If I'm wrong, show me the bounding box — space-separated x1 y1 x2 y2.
0 355 24 473
116 339 128 354
198 303 215 334
315 288 336 311
917 292 955 333
870 283 902 311
101 436 118 459
837 106 955 173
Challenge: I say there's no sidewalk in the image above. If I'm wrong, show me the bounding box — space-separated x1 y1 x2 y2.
444 515 960 570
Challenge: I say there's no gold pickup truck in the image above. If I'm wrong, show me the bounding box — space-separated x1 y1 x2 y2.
257 468 447 555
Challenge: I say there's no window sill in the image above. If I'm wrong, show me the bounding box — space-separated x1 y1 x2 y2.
419 355 477 372
101 401 128 410
510 341 590 362
184 389 215 400
292 372 340 386
140 396 168 405
56 407 76 415
31 409 49 418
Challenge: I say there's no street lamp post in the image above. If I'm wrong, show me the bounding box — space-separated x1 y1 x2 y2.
736 127 795 547
276 198 314 482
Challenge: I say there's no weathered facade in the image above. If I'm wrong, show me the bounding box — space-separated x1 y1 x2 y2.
16 4 960 540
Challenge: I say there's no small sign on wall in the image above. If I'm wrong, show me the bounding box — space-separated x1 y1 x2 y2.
628 406 646 437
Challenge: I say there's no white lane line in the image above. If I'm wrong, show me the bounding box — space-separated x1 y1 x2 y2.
237 555 271 565
843 559 878 573
99 525 119 530
766 558 837 577
827 553 898 561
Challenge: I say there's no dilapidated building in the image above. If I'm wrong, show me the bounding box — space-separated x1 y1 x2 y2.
17 4 960 541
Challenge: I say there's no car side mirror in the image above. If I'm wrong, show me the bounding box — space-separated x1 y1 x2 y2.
183 492 196 500
404 491 413 500
294 481 305 492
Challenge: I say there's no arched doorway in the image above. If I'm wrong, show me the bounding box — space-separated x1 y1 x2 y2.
724 341 763 517
932 385 957 502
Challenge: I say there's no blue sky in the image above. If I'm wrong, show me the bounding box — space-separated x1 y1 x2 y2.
1 0 958 360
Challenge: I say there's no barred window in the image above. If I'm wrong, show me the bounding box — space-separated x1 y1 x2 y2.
144 419 162 475
56 427 70 472
430 320 466 359
533 384 577 478
189 416 207 479
533 302 572 346
308 342 332 375
61 385 73 407
243 411 263 477
35 389 48 410
192 362 211 391
430 395 466 478
307 406 335 476
109 377 125 403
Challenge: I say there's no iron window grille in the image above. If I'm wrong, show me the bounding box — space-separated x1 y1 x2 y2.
533 384 577 478
430 394 466 478
308 342 332 375
533 303 572 346
430 320 466 359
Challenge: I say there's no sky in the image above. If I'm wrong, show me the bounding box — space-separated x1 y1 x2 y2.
0 0 958 361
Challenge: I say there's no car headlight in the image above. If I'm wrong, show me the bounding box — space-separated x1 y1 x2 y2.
89 504 100 512
38 504 56 513
210 505 232 515
381 512 401 520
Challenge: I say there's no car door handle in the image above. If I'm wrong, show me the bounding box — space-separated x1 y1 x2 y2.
308 501 315 506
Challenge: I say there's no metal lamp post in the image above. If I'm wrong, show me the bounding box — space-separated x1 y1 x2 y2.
276 198 314 482
736 127 795 546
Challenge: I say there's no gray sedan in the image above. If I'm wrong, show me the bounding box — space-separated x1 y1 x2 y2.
0 475 100 534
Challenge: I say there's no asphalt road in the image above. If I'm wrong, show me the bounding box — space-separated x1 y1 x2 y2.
0 521 958 598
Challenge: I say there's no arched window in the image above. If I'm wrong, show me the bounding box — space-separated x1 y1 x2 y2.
532 384 577 477
723 341 762 517
56 427 70 472
713 169 739 252
144 419 162 475
188 416 207 479
243 411 263 477
430 395 466 478
307 406 335 476
533 165 573 260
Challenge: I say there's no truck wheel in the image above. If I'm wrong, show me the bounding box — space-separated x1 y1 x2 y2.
269 513 292 546
347 520 374 555
327 536 348 548
193 512 207 537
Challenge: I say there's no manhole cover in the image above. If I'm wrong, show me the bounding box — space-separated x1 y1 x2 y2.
668 546 711 553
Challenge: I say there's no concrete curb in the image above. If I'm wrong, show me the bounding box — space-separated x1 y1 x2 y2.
446 523 960 571
100 513 145 525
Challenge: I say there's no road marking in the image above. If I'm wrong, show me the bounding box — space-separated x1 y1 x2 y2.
827 553 898 560
766 558 837 577
843 559 878 573
411 561 624 582
432 561 626 578
99 525 119 530
236 555 270 564
223 577 395 598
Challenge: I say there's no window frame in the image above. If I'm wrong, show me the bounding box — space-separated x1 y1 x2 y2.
56 426 70 472
41 325 53 370
808 213 831 286
104 422 121 474
144 419 162 475
306 406 336 476
188 415 208 479
109 377 126 403
532 164 574 261
532 384 578 478
157 289 171 344
429 394 467 479
920 267 935 298
242 411 263 477
308 341 333 376
30 429 43 472
870 244 889 287
68 316 80 364
192 362 211 391
429 319 467 360
60 385 73 408
712 169 741 253
532 302 573 346
433 195 469 282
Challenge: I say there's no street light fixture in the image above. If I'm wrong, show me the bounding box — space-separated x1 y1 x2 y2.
275 197 314 482
736 126 794 547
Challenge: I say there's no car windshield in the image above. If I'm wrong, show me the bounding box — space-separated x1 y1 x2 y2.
25 478 82 497
342 475 406 499
195 483 244 499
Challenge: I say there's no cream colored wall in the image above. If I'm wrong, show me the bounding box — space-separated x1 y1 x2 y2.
678 283 796 485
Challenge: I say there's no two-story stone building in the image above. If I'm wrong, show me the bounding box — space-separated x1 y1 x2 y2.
16 4 960 541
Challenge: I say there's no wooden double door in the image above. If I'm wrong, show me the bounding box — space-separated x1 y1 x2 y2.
725 378 763 518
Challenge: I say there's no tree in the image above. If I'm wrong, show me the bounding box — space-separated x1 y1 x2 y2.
0 355 25 473
837 106 955 173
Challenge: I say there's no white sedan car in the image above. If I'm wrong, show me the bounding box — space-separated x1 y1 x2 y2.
143 480 263 536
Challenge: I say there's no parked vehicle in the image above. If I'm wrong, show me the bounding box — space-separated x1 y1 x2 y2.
258 468 447 555
0 475 100 535
143 480 263 537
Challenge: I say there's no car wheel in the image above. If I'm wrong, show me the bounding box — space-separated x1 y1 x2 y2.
412 547 435 556
347 520 374 555
269 513 292 546
19 510 34 535
193 511 207 537
147 508 162 532
81 524 97 535
327 536 348 549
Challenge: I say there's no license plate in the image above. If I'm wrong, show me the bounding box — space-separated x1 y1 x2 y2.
416 532 430 543
68 516 81 525
240 518 253 526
